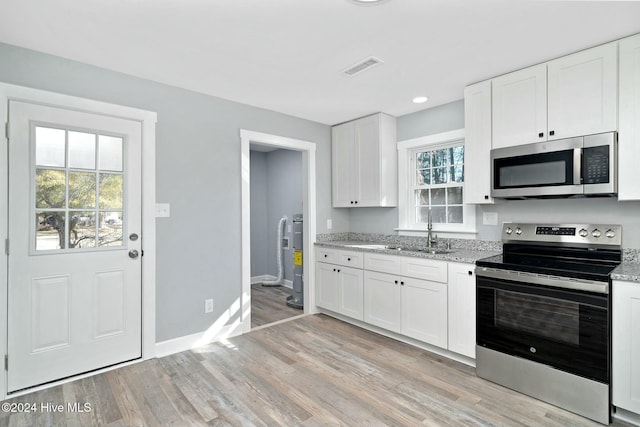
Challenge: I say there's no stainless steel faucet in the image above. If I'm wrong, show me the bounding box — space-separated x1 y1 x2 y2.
427 209 438 249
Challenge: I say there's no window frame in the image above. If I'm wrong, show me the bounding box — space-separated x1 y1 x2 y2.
397 129 476 236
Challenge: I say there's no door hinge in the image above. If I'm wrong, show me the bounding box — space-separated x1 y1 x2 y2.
4 355 7 371
4 238 8 255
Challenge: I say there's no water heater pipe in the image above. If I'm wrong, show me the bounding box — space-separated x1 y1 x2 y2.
261 216 287 287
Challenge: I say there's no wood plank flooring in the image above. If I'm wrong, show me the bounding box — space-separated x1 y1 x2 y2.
0 314 631 426
251 283 301 328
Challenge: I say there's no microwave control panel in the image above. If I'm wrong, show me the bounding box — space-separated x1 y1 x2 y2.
583 146 610 184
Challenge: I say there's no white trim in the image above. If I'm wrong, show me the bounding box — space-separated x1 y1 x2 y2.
397 129 476 235
0 82 156 400
240 130 317 335
154 321 244 358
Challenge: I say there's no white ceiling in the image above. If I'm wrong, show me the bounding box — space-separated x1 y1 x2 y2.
1 0 640 125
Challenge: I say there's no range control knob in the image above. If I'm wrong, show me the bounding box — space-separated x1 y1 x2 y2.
592 229 602 238
515 227 523 235
579 228 589 238
505 227 513 235
605 229 616 239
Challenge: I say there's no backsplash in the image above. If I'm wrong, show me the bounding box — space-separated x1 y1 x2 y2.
316 232 502 252
623 249 640 263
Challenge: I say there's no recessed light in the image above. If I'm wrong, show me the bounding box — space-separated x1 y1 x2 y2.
413 96 429 104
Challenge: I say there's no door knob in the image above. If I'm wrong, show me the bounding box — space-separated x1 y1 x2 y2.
128 250 139 259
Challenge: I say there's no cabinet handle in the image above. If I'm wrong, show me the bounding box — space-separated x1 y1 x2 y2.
401 281 405 286
468 271 473 276
337 269 341 273
550 130 555 136
394 280 398 284
333 268 336 272
324 254 328 258
354 201 358 204
538 132 544 138
347 257 351 261
350 201 354 204
484 195 489 200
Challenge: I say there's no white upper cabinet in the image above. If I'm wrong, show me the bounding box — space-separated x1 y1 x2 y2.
464 80 494 204
547 42 618 140
491 42 617 149
618 34 640 201
332 113 397 207
492 63 547 148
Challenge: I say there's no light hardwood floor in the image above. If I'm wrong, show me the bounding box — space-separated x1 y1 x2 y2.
251 283 302 328
0 314 631 426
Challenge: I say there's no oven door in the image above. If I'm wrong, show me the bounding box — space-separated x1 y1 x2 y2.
491 137 583 198
476 272 609 383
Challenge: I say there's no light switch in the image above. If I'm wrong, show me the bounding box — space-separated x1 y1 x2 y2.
327 219 332 230
155 203 171 218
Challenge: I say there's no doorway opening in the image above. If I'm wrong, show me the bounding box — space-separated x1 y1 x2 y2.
240 130 316 334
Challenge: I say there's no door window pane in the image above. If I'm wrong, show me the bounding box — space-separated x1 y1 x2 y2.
68 131 96 169
35 127 66 167
69 211 96 249
36 211 65 250
99 135 123 171
99 212 123 247
68 172 96 209
99 174 123 209
36 169 66 209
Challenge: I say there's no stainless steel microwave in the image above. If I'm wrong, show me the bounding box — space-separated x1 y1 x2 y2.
490 132 617 199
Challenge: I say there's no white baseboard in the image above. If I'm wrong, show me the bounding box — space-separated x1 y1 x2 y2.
251 275 293 289
155 321 244 358
614 407 640 426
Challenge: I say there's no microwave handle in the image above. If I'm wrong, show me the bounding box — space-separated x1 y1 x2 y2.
573 148 582 185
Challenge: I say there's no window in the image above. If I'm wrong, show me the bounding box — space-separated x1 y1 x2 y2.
398 129 476 235
33 125 125 251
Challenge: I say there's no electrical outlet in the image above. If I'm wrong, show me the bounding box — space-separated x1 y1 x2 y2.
205 299 214 313
483 212 498 226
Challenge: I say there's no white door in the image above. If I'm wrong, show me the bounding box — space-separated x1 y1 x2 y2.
7 100 142 392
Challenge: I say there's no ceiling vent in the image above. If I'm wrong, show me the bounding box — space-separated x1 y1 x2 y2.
343 56 384 77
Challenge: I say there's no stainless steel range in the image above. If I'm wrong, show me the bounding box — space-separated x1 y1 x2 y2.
475 223 622 425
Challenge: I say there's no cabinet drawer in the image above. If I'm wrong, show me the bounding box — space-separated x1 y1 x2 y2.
317 248 338 264
401 257 448 283
336 250 364 269
364 253 402 275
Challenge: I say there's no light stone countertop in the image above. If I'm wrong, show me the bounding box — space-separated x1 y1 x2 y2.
611 263 640 283
314 240 500 264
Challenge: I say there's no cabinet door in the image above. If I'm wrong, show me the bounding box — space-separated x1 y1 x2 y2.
447 263 476 358
492 64 547 148
316 262 339 312
354 114 381 207
401 278 448 348
618 34 640 201
339 266 364 321
612 280 640 413
332 122 356 207
547 42 617 140
464 80 493 204
364 271 401 333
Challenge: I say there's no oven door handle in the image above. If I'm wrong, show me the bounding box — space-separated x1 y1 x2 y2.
475 267 609 294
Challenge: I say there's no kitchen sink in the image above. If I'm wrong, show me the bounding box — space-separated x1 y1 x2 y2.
345 244 389 250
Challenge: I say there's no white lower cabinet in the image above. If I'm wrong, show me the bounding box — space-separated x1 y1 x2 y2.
447 263 476 358
317 247 477 359
316 249 364 321
363 269 448 348
612 280 640 414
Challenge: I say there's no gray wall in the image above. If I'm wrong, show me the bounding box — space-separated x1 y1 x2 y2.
351 97 640 248
0 42 341 342
250 149 302 282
